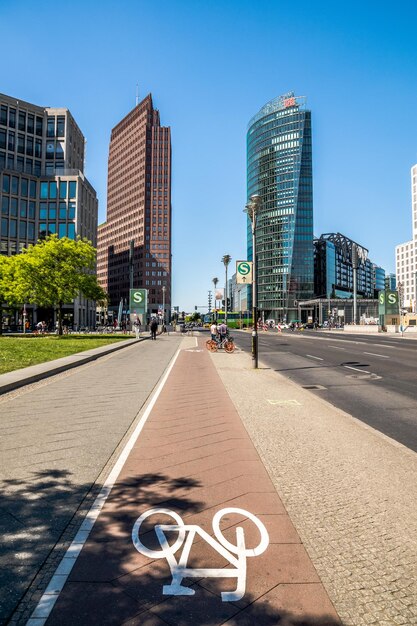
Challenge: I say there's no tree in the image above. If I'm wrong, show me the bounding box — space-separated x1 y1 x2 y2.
13 235 107 335
0 255 16 336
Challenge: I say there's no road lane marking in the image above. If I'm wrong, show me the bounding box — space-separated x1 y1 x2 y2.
343 365 371 373
328 346 345 350
363 352 390 358
27 345 183 626
306 354 323 360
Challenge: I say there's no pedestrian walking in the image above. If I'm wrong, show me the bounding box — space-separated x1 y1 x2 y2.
150 318 158 340
133 318 141 339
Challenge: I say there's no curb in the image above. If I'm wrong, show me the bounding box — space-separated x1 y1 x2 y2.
0 337 144 395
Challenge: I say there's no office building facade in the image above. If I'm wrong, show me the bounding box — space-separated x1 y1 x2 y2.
396 164 417 311
97 94 171 320
247 92 314 322
0 93 98 328
314 232 383 299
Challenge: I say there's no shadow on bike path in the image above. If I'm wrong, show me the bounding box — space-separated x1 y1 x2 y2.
31 338 341 626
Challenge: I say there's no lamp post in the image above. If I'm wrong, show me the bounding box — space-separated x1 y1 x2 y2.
162 285 166 328
212 277 219 320
221 255 232 325
244 194 262 369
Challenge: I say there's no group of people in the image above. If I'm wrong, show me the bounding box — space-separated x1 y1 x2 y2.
210 321 228 344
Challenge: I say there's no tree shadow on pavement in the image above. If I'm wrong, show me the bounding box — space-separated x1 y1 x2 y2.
0 468 203 626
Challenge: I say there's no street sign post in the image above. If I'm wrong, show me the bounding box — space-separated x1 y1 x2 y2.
130 289 148 317
236 261 253 284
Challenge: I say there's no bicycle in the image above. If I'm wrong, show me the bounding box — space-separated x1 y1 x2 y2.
205 335 235 353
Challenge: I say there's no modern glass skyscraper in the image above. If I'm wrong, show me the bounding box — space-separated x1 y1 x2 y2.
247 92 314 322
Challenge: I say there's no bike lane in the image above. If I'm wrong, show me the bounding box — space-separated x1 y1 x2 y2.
29 338 341 626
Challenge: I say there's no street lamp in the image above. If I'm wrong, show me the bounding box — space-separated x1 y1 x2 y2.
212 277 219 320
162 285 166 328
244 194 262 369
221 255 232 325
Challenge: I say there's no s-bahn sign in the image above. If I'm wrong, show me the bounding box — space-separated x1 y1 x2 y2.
236 261 253 284
378 290 399 316
130 289 148 315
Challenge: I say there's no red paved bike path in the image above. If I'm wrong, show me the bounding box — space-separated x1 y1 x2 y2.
38 339 341 626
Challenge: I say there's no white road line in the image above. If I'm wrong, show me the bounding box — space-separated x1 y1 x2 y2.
377 343 397 348
328 346 345 350
363 352 390 358
306 354 323 360
343 365 371 373
26 346 183 626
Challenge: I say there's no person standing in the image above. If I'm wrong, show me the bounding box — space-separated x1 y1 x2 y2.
218 321 227 344
133 318 141 339
150 318 158 340
210 321 218 341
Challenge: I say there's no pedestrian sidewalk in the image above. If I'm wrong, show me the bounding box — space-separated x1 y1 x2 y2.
28 336 341 626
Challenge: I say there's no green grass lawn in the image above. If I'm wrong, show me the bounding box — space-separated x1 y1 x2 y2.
0 335 133 375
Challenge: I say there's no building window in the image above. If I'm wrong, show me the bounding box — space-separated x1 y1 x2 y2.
69 181 77 198
9 108 16 128
0 129 6 150
8 131 15 151
29 201 35 218
57 116 65 137
39 203 47 219
28 222 35 239
17 134 25 154
59 181 67 199
0 152 5 169
59 223 66 238
2 174 10 193
1 196 9 215
68 223 75 239
20 199 27 217
59 202 66 219
11 176 19 195
47 117 55 137
1 218 7 237
21 178 28 197
27 114 34 134
10 198 18 217
35 116 43 136
40 182 48 199
26 136 33 156
0 105 7 126
18 111 26 132
29 180 37 199
48 203 56 219
7 154 14 169
35 139 42 158
16 157 24 172
10 219 17 237
19 221 26 238
49 181 57 199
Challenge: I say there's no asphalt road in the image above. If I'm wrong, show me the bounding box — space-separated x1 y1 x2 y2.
233 329 417 453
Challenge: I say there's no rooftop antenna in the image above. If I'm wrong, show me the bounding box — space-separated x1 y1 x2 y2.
136 84 139 106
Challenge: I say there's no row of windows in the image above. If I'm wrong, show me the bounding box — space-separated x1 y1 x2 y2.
39 223 75 239
2 197 36 218
2 175 37 197
40 181 76 200
0 152 42 175
1 217 36 240
0 105 43 135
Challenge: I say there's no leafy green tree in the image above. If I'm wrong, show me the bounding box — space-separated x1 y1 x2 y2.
13 235 107 335
0 255 16 336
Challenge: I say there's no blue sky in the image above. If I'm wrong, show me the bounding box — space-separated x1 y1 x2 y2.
2 0 417 311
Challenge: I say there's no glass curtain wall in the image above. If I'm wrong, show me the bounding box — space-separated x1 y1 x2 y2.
247 93 314 322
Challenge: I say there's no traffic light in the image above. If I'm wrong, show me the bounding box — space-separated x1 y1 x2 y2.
195 306 197 311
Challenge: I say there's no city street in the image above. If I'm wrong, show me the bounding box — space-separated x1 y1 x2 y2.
0 333 416 625
233 329 417 452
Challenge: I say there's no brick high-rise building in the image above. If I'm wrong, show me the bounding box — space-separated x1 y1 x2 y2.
97 94 172 320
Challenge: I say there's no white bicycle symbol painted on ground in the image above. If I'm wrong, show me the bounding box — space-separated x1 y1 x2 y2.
132 507 269 602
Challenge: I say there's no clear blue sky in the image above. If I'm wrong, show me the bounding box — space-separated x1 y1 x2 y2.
2 0 417 311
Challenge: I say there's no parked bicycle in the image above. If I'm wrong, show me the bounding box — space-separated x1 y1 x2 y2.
205 334 235 353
